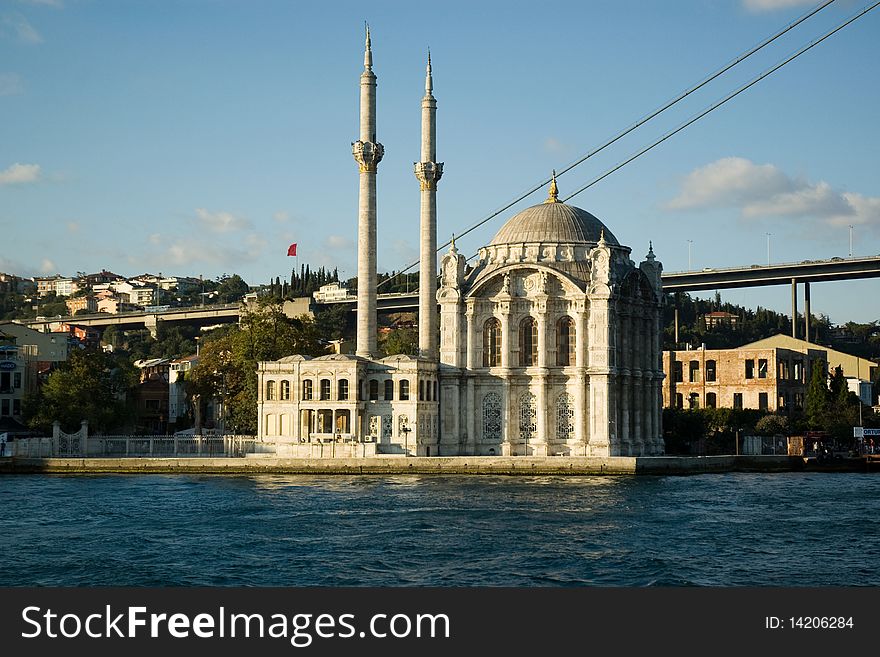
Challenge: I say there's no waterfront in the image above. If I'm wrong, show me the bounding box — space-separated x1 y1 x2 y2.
1 472 878 587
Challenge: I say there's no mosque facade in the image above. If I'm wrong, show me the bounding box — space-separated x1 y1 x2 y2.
256 30 665 457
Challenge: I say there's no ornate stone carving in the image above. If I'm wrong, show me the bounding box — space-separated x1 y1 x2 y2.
414 161 444 190
352 140 384 172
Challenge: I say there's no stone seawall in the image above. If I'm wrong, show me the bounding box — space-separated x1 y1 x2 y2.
0 455 813 475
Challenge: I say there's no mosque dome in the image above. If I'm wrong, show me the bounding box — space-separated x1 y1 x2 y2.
489 175 619 247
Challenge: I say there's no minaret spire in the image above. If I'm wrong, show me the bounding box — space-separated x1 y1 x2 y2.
352 25 384 358
414 50 443 359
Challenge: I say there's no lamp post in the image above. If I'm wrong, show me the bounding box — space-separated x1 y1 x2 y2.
401 422 411 456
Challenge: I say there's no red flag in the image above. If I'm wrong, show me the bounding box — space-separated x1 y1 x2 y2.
287 243 297 256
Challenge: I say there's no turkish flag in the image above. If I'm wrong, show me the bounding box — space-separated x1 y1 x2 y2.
287 243 297 256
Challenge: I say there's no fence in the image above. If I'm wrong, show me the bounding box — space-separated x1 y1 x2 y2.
13 434 257 458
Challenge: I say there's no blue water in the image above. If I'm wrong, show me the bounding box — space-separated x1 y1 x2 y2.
1 473 878 586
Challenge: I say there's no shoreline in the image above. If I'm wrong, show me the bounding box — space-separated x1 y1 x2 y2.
1 454 876 475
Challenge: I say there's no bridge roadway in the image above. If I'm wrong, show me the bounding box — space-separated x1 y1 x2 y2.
21 255 880 335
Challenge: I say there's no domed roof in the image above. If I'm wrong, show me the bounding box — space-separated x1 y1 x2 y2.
489 176 619 247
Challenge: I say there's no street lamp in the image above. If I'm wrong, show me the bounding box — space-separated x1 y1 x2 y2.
400 421 411 456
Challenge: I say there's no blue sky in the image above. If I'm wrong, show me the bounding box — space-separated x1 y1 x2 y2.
1 0 879 323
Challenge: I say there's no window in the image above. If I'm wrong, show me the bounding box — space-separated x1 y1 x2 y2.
675 393 683 409
519 392 537 442
778 360 790 381
335 410 350 433
706 392 717 408
758 359 768 379
384 379 394 401
483 318 501 367
399 380 410 400
266 380 276 401
733 393 743 410
369 379 379 401
706 360 716 382
280 380 290 400
320 379 331 401
688 393 699 410
419 380 425 401
433 381 438 402
1 399 8 416
758 392 768 411
556 393 574 440
482 392 502 441
302 379 313 400
519 317 538 366
745 359 755 379
689 360 700 383
794 392 805 410
13 372 22 389
778 394 786 409
338 379 349 401
556 317 576 366
793 360 804 383
673 361 683 383
12 399 20 416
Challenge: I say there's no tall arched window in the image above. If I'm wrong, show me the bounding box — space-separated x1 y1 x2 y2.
556 317 576 366
482 318 501 367
556 393 574 440
266 380 276 401
482 392 502 442
280 380 290 400
399 379 410 400
302 379 313 400
319 379 330 400
369 379 379 401
384 379 394 401
338 379 349 401
519 317 537 366
519 392 537 441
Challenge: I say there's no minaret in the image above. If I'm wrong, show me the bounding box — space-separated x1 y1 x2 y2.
414 50 443 358
352 25 384 358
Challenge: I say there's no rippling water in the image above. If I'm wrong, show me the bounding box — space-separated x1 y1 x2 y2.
1 473 878 586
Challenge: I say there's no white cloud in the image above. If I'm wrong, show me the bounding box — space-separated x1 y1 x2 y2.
542 137 570 155
40 258 56 274
66 221 79 233
325 235 354 250
0 162 41 185
1 14 43 44
0 72 23 96
743 0 817 12
148 233 162 245
390 238 418 264
194 207 252 233
273 210 292 224
666 156 880 233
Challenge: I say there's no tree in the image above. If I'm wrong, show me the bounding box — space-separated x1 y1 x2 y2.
24 349 137 433
805 360 830 431
381 327 418 356
188 299 326 434
216 274 249 304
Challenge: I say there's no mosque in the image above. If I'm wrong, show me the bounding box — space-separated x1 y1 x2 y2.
256 30 665 457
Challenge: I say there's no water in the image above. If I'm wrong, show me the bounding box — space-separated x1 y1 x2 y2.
1 473 878 586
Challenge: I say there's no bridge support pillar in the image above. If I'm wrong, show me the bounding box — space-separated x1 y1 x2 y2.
790 278 798 339
144 315 161 339
804 281 811 344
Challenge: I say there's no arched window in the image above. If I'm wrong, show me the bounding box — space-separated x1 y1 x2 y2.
519 392 537 441
482 318 501 367
556 393 574 440
399 379 410 400
319 379 331 401
384 379 394 401
265 380 276 401
706 392 717 408
302 379 313 400
280 380 290 400
556 317 576 366
519 317 537 366
338 379 349 401
369 379 379 401
482 392 502 441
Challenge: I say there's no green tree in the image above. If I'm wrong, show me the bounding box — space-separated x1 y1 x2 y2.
216 274 249 304
805 359 830 431
24 349 138 433
380 327 418 356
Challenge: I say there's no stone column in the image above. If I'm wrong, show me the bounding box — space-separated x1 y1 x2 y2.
465 304 477 370
353 28 384 358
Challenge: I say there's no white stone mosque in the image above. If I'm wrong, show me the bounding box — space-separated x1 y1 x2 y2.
257 29 665 457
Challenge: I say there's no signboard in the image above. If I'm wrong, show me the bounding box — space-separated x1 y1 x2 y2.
0 361 16 370
853 427 880 438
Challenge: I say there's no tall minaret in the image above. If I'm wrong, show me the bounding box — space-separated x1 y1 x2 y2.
352 25 383 358
413 51 443 358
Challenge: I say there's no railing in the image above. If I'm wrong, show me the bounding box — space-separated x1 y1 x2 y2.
12 435 257 458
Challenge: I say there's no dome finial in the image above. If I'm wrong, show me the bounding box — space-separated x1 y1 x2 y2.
544 170 559 204
646 240 655 261
450 233 456 252
364 22 372 70
598 228 607 246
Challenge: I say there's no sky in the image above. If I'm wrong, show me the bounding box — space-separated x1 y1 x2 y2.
1 0 879 323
